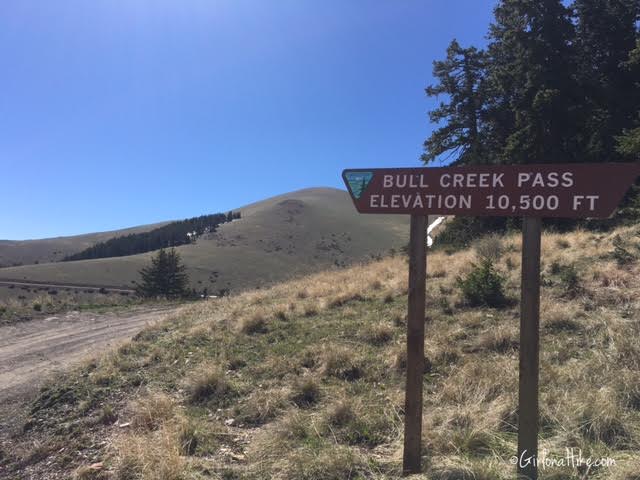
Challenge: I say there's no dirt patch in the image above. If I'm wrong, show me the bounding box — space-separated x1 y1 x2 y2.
0 306 178 445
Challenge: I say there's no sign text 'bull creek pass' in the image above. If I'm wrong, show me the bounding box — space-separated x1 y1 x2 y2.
343 163 640 218
342 162 640 479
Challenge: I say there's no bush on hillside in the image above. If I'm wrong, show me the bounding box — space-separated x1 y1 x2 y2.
456 258 507 308
612 235 636 266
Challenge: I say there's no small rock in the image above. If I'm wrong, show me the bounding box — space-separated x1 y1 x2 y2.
225 418 235 426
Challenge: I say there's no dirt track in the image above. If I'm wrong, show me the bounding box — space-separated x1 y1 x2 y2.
0 306 177 428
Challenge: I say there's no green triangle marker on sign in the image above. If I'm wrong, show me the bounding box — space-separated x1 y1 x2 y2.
345 171 374 199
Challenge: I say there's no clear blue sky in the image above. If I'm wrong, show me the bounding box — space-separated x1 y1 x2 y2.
1 1 495 240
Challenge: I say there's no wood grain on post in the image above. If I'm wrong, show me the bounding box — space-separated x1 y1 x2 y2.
517 216 542 480
402 214 427 475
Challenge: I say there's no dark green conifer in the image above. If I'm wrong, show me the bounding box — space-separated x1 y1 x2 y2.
136 248 190 298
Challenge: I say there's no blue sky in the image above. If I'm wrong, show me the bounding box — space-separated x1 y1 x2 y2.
1 1 495 239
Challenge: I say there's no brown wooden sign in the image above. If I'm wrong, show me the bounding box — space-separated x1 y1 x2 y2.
343 163 640 218
343 161 640 478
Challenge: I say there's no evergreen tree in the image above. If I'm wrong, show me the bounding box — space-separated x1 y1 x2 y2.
136 248 190 298
423 0 640 236
424 0 640 167
423 40 489 165
573 0 640 162
616 40 640 159
487 0 578 165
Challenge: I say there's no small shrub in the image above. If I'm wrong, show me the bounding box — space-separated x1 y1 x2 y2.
456 259 507 308
558 263 581 296
612 235 635 266
33 303 42 312
555 238 571 249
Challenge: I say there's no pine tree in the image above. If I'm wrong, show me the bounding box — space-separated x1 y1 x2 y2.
487 0 578 165
573 0 640 162
136 248 190 298
616 40 640 160
423 40 489 165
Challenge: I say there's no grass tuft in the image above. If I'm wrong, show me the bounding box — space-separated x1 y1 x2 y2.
290 378 321 408
185 365 235 406
241 314 268 334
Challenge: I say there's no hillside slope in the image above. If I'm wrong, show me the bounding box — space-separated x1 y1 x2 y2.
0 188 410 293
3 225 640 479
0 222 169 268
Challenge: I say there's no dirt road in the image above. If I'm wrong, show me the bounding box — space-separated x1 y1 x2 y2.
0 279 134 293
0 306 177 427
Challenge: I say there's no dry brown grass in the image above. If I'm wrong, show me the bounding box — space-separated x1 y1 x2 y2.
112 424 185 480
184 363 235 405
129 391 176 431
322 346 365 381
17 224 640 479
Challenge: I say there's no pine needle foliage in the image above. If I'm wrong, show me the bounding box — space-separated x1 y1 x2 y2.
136 248 190 299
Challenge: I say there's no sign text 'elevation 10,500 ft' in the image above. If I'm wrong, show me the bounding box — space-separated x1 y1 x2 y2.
343 163 640 218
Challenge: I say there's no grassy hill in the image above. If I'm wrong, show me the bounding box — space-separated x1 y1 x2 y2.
0 188 410 293
0 222 169 268
4 224 640 479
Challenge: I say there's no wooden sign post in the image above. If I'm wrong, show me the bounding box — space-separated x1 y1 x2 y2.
403 214 427 474
518 217 542 480
343 163 640 477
